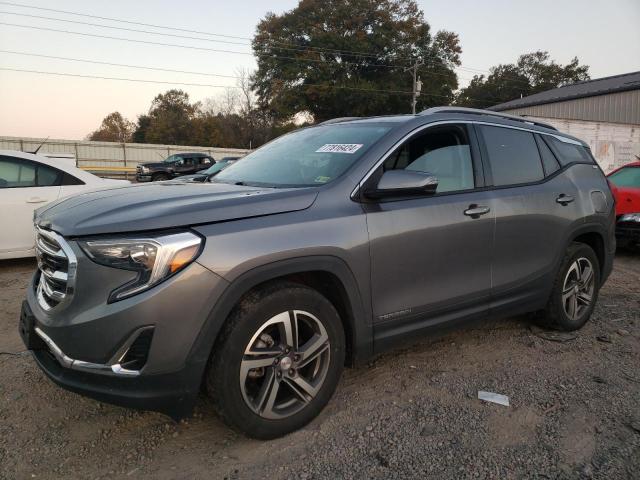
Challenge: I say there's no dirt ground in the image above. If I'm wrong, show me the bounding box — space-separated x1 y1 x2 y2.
1 253 639 480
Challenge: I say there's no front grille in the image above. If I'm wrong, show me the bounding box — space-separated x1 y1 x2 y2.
136 165 142 174
35 228 76 311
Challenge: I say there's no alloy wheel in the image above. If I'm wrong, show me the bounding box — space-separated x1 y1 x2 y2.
239 310 330 419
562 257 595 321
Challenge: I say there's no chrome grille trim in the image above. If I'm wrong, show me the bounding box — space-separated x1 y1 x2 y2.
35 227 77 311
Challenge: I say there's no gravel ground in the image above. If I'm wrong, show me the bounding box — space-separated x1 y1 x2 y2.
1 252 639 480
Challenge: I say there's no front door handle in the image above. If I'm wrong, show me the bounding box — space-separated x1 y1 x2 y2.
26 197 47 203
556 194 575 205
464 204 491 218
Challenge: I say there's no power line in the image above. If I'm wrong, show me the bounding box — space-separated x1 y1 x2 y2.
0 0 535 86
0 50 239 79
0 66 502 105
0 22 482 86
0 67 421 95
1 10 464 74
0 1 435 62
0 22 414 70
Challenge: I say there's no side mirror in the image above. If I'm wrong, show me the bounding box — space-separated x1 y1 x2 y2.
364 170 438 199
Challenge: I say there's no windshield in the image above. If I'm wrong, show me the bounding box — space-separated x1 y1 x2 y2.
609 166 640 188
213 124 391 187
203 160 232 175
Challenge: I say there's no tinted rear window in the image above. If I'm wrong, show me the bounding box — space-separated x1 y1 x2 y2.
480 126 544 186
544 136 593 166
535 134 561 176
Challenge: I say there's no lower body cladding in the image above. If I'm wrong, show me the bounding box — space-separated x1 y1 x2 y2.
20 261 229 420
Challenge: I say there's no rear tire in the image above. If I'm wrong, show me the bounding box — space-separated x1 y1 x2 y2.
539 242 600 331
206 282 345 439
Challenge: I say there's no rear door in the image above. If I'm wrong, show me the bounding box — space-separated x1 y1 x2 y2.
0 155 62 255
363 123 494 346
475 124 582 314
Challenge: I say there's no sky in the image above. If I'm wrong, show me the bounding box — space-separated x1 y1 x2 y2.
0 0 638 140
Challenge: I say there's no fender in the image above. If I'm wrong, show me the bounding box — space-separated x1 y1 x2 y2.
184 255 374 382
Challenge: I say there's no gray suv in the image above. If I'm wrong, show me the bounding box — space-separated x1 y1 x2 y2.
20 107 615 439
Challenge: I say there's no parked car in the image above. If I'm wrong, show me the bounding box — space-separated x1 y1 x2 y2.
135 153 215 182
607 159 640 248
173 157 239 183
20 108 615 439
0 150 129 259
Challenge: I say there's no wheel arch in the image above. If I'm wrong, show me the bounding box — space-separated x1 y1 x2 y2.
186 256 373 382
567 223 609 282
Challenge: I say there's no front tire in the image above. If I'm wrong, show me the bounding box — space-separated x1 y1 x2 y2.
540 242 600 331
206 283 345 439
152 173 170 181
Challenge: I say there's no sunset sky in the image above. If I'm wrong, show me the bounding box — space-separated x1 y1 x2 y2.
1 0 638 140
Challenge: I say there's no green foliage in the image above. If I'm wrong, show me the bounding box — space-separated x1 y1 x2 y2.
91 89 299 149
456 51 590 108
251 0 461 121
87 112 135 143
143 90 200 145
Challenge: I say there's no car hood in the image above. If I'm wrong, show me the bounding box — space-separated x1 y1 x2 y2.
138 162 166 169
35 182 318 237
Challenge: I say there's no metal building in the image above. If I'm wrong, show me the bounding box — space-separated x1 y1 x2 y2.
490 71 640 172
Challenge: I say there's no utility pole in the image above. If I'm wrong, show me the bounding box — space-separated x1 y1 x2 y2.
405 60 423 114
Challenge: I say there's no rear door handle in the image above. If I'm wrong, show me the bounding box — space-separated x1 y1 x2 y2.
464 204 490 218
26 197 47 203
556 194 575 205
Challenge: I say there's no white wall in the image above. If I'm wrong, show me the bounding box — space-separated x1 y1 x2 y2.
0 136 249 170
523 117 640 173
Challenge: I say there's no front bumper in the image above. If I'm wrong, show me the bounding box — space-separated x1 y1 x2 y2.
135 174 153 182
22 250 229 418
32 345 202 419
616 222 640 244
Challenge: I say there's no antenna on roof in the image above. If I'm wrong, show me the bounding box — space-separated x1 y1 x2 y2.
30 137 49 154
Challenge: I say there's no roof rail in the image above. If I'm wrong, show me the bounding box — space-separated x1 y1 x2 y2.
419 107 558 131
318 117 361 125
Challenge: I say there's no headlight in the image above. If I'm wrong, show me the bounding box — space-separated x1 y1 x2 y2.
140 166 149 173
620 213 640 223
79 231 202 302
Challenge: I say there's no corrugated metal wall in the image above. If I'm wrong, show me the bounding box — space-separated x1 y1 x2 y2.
519 116 639 172
500 90 640 125
0 136 249 173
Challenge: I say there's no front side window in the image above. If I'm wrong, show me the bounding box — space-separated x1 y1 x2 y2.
0 156 65 188
480 126 544 186
0 156 36 188
214 124 392 187
609 167 640 188
164 155 183 164
382 124 474 193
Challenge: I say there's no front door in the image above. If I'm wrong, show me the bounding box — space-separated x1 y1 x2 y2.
361 124 494 346
0 155 61 256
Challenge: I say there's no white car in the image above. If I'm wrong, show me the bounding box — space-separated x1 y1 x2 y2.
0 150 129 259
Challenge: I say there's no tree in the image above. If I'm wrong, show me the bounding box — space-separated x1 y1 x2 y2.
87 112 135 142
144 89 200 145
251 0 461 122
131 114 151 143
456 51 590 108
